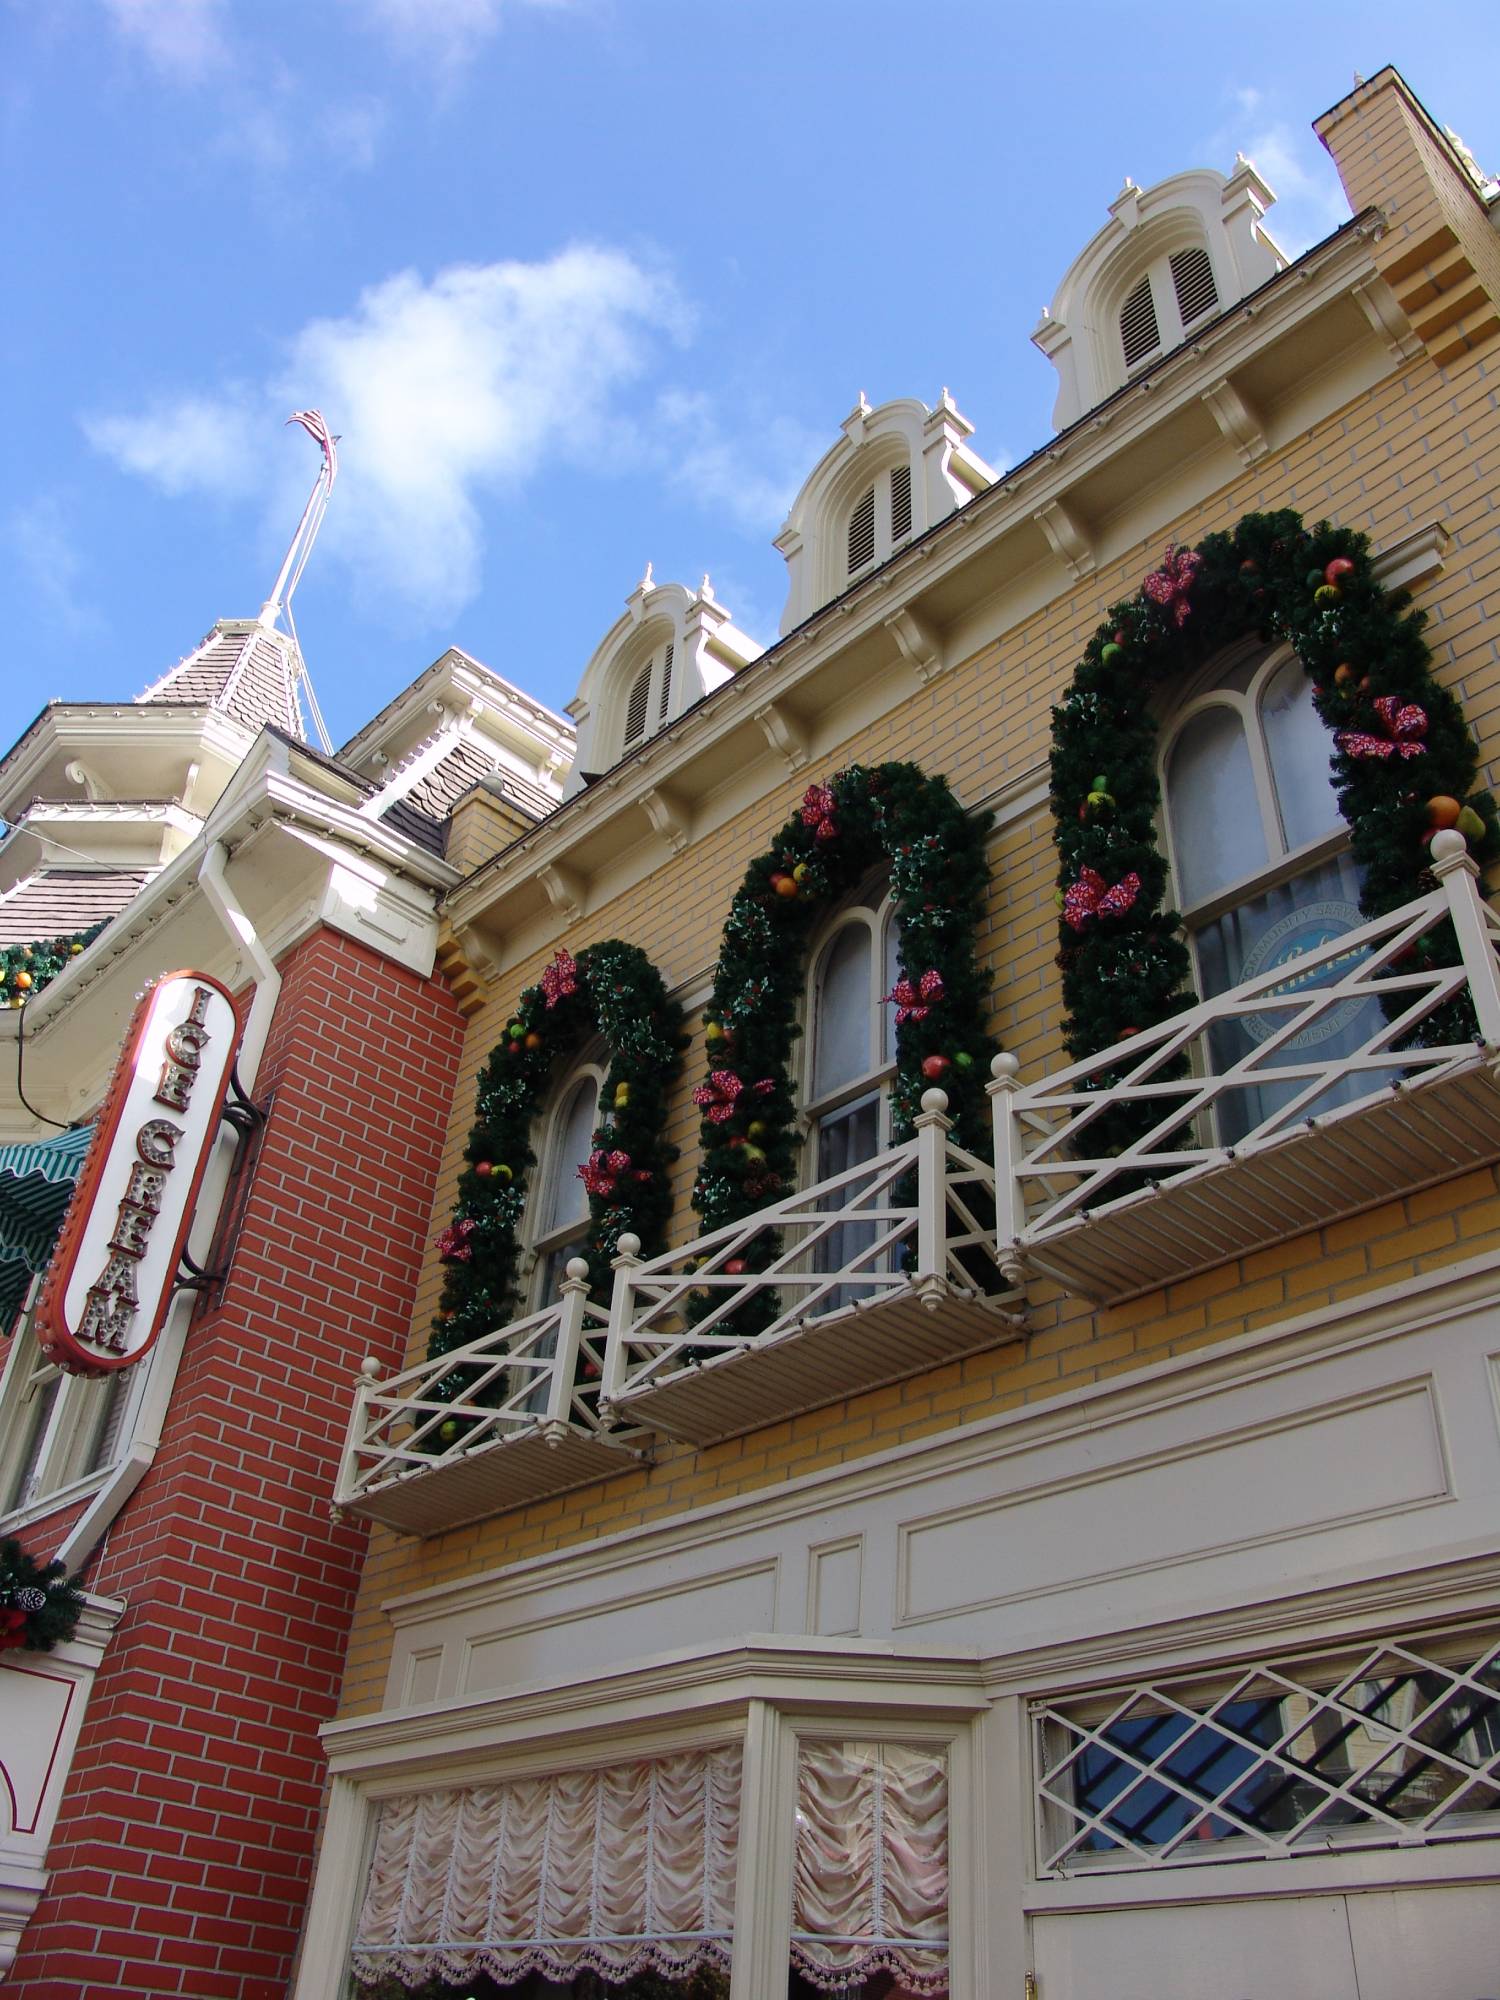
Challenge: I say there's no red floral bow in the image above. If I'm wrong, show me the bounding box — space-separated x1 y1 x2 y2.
0 1606 29 1649
693 1070 775 1124
884 968 946 1023
578 1148 651 1199
436 1217 478 1263
799 784 838 842
540 948 579 1009
1142 545 1203 628
1336 695 1427 761
1063 866 1142 932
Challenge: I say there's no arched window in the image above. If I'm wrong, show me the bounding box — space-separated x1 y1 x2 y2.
1161 645 1372 1137
1117 240 1221 373
528 1065 605 1303
845 462 915 581
620 640 675 756
804 895 900 1297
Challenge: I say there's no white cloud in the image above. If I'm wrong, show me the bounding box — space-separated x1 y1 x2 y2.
86 247 695 620
5 497 103 637
85 393 261 498
651 389 822 536
359 0 572 74
101 0 228 81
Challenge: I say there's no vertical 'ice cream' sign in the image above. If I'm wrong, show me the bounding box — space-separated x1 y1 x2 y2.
36 972 242 1376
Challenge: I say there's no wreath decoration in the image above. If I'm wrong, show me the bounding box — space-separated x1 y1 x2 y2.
0 925 105 1010
1050 507 1499 1069
692 760 996 1239
428 940 685 1380
0 1536 84 1653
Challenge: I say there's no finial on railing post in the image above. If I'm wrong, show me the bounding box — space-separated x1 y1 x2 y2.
986 1052 1028 1288
599 1233 643 1413
1430 829 1500 1047
546 1257 593 1438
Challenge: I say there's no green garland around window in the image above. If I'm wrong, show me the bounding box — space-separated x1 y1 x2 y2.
0 924 105 1009
428 941 685 1380
1 1537 84 1653
692 761 997 1240
1050 508 1499 1070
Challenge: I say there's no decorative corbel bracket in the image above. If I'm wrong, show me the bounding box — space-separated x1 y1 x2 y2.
885 607 942 685
449 920 503 986
1351 273 1424 362
1202 376 1268 466
538 862 586 924
754 701 810 776
639 786 690 856
1033 497 1096 580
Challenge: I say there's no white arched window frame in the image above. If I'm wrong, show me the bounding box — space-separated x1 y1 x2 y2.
616 636 677 758
801 891 902 1183
842 458 916 584
526 1059 607 1305
1111 235 1223 376
1158 641 1376 1140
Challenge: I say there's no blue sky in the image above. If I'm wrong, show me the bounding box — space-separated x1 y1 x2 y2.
4 1 1497 760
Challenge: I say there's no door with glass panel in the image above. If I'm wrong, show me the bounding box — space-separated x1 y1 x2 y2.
1163 647 1382 1147
805 905 900 1312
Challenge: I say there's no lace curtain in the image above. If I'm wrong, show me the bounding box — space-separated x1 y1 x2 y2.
791 1739 949 1997
350 1743 741 1992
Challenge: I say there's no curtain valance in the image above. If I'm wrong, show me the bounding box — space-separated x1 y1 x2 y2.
791 1739 950 1997
350 1744 741 1991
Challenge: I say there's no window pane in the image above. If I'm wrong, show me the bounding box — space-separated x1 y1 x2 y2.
1166 703 1267 907
540 1077 599 1236
814 925 873 1097
1262 655 1341 851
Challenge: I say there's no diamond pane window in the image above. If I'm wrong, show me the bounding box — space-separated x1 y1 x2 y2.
1035 1627 1500 1873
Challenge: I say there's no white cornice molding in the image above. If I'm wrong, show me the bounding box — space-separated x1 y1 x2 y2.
379 1242 1500 1632
320 1635 989 1778
446 223 1383 946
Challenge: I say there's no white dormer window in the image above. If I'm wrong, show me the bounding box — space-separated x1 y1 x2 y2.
621 641 675 753
845 461 916 581
1118 242 1223 373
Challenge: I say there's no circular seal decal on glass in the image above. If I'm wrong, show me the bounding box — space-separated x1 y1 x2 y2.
1238 899 1368 1048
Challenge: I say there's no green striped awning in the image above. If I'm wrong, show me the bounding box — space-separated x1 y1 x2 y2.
0 1125 94 1330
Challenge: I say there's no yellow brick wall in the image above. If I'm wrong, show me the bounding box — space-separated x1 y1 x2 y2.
336 78 1500 1718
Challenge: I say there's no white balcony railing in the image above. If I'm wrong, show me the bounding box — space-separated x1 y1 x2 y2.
336 836 1500 1532
990 832 1500 1303
334 1273 652 1535
598 1095 1024 1445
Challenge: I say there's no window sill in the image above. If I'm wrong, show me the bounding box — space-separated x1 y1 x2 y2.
0 1465 114 1540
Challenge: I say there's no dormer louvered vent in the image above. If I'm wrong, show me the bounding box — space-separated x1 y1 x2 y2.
1170 245 1219 328
1120 274 1161 369
847 485 876 575
623 662 652 748
889 463 913 544
657 642 674 722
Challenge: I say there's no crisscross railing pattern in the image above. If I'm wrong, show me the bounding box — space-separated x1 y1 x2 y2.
336 1275 616 1509
1034 1626 1500 1873
994 844 1500 1251
601 1099 1010 1409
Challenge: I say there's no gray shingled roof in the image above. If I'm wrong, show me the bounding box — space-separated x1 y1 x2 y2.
136 623 306 740
378 744 553 853
0 869 152 945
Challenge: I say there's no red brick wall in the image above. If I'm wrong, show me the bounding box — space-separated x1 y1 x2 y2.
10 927 464 2000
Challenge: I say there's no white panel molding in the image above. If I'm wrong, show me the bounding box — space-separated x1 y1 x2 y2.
893 1379 1449 1627
382 1247 1500 1636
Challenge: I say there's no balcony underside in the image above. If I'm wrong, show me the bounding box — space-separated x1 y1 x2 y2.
606 1278 1023 1448
339 1425 648 1538
1018 1056 1500 1305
